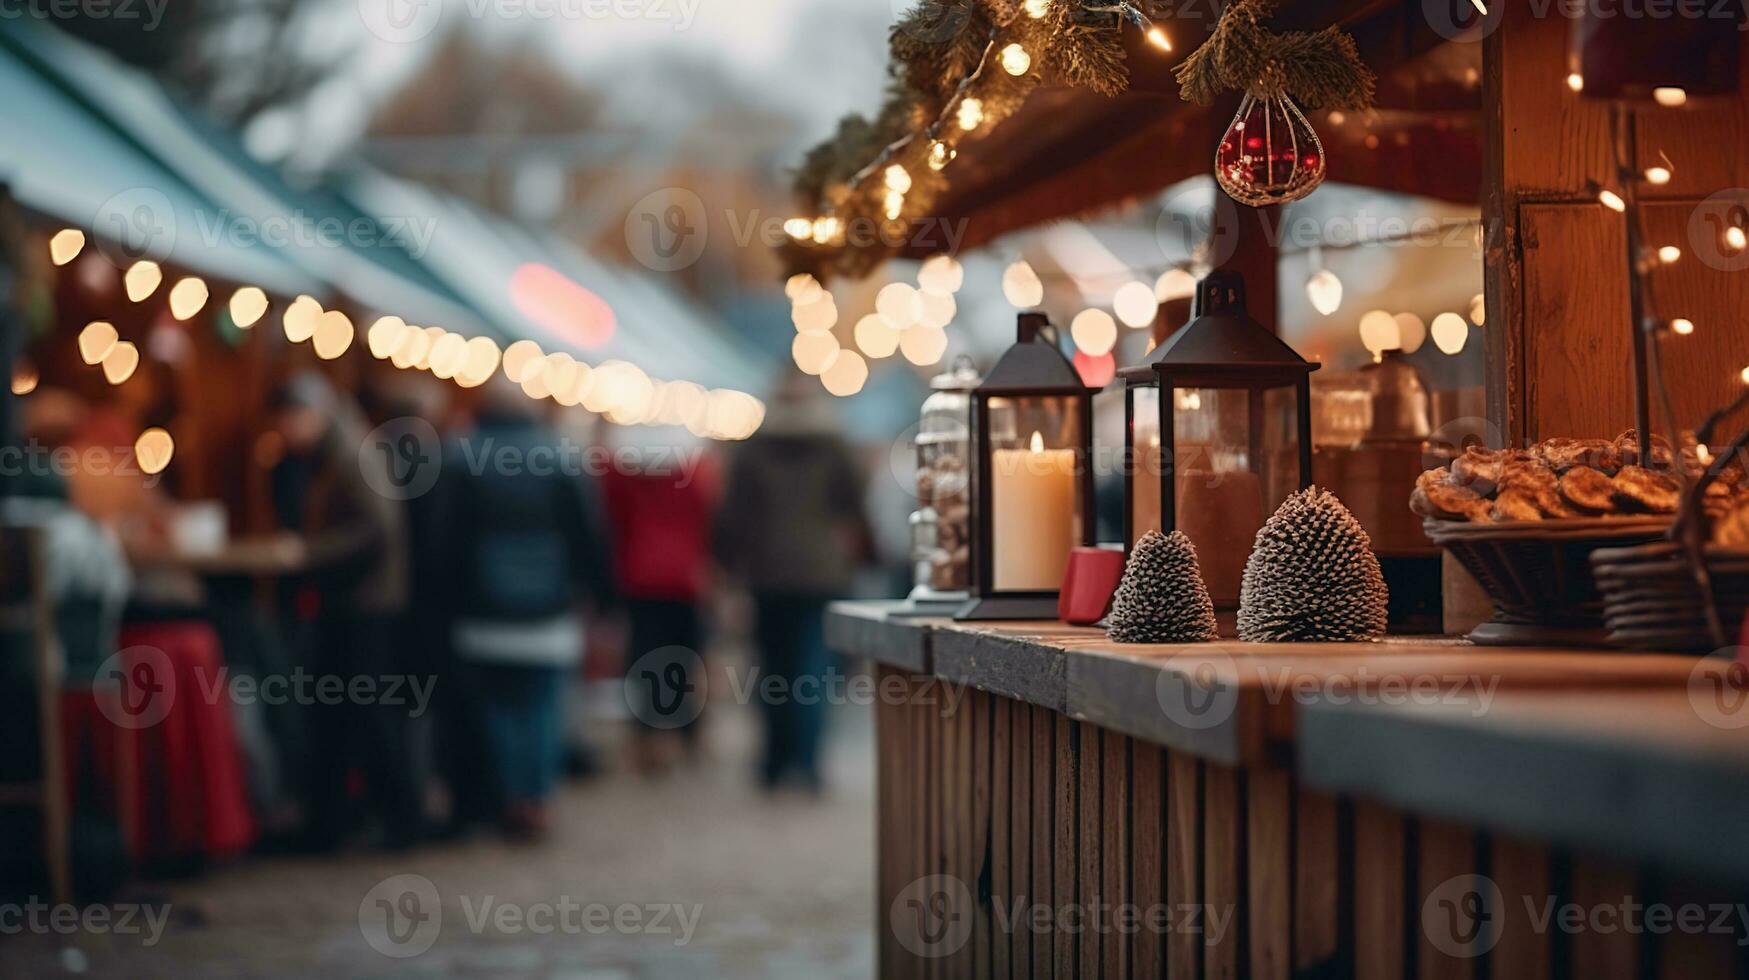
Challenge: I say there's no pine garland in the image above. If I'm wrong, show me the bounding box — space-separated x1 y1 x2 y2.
783 0 1145 282
1175 0 1374 110
1107 530 1219 644
1237 487 1389 643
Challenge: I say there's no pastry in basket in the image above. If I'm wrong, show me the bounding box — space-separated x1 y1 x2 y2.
1410 468 1491 521
1559 466 1618 513
1612 465 1680 514
1536 437 1621 474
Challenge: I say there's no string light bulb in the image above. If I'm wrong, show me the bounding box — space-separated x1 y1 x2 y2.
283 295 322 342
1566 72 1584 93
312 311 355 360
917 255 964 295
1070 309 1117 357
854 314 899 358
1598 189 1626 212
820 349 869 397
1155 267 1196 302
11 363 37 396
1024 0 1048 16
1658 245 1681 264
1644 165 1672 185
899 324 948 366
134 428 174 476
1672 318 1695 335
79 321 119 365
1113 281 1158 328
102 341 140 385
1305 268 1343 316
811 216 840 245
785 273 824 304
1146 27 1171 51
1001 260 1043 308
124 260 162 302
1652 87 1687 107
792 331 840 376
229 287 268 328
168 277 209 321
1726 226 1747 251
1359 310 1400 355
957 98 984 131
884 164 912 194
1000 43 1031 76
928 141 956 171
884 191 905 221
784 217 813 240
876 282 919 328
1740 366 1749 386
49 229 85 266
502 339 544 383
1431 312 1469 355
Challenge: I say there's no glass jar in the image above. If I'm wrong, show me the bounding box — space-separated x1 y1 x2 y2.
911 357 979 597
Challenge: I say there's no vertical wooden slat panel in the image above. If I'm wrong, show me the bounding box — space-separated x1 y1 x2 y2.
953 689 975 980
1079 722 1104 980
1354 801 1408 980
915 685 931 980
1033 705 1055 980
1651 878 1745 979
876 668 903 979
1133 741 1166 980
1010 697 1032 980
992 697 1011 980
1488 836 1553 980
1566 861 1642 980
1247 768 1292 980
1054 715 1079 979
1167 751 1203 980
929 684 946 980
1416 820 1479 980
1294 789 1342 975
1203 763 1246 980
972 692 992 980
1102 729 1131 980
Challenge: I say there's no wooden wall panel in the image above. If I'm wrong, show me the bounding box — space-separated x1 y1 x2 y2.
1167 751 1204 980
1204 763 1245 980
1354 800 1409 980
1489 836 1554 980
1294 790 1344 975
1520 203 1635 441
1415 820 1479 980
1132 741 1166 980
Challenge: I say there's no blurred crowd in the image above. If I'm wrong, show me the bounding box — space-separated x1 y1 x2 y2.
1 366 877 872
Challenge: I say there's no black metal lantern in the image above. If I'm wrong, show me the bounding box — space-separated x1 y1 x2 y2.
1120 270 1317 613
956 312 1097 622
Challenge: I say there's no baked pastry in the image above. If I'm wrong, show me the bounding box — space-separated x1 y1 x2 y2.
1412 468 1490 520
1559 466 1617 513
1612 464 1680 514
1413 434 1688 524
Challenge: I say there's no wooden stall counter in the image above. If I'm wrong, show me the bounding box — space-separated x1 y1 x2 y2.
828 600 1749 980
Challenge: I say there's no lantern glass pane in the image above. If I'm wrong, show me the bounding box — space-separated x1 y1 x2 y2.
988 395 1084 592
1171 387 1263 608
1129 385 1162 547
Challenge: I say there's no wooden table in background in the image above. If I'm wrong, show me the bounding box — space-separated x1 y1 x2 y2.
827 600 1749 980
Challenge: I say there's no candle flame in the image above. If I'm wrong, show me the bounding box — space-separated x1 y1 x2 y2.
1030 431 1045 453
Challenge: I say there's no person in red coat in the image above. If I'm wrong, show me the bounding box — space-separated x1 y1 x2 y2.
601 444 719 772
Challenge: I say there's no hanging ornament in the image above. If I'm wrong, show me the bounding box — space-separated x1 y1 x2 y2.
1176 0 1374 208
1216 90 1325 206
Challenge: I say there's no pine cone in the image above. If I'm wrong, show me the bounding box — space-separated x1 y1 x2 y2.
1238 487 1388 642
1106 530 1219 644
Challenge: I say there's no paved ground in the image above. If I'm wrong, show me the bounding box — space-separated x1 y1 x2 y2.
2 694 876 980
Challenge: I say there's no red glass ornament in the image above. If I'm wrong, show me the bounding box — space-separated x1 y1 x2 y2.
1215 91 1326 207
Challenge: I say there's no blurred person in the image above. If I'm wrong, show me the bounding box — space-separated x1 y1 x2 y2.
601 433 718 774
714 374 869 793
429 374 615 841
267 373 422 851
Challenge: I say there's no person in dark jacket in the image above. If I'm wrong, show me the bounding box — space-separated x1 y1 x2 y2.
429 376 616 840
268 373 421 851
714 375 869 792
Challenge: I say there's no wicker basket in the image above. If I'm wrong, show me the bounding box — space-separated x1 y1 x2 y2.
1424 516 1672 646
1591 541 1749 652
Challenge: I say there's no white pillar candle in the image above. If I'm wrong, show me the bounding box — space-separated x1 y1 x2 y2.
992 431 1078 591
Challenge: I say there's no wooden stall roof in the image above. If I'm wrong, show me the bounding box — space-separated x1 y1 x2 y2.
901 0 1483 258
827 601 1748 877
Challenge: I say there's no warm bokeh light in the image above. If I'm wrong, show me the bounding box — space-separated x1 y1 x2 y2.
1000 43 1031 76
312 311 355 360
79 321 119 365
1113 281 1158 328
875 282 918 328
367 316 407 359
1393 312 1427 353
49 229 85 266
283 295 322 342
1070 309 1117 357
1727 226 1748 251
124 260 163 302
1074 351 1116 388
1598 189 1626 212
390 323 433 369
783 218 812 240
1305 269 1343 316
884 164 912 194
821 349 868 397
1671 318 1695 335
1652 87 1687 107
792 331 841 376
11 363 38 396
917 255 963 295
1146 27 1170 51
1566 72 1584 92
427 331 469 379
912 290 956 330
1358 310 1400 354
1657 245 1681 264
785 273 823 303
134 428 174 475
1644 166 1671 185
900 324 948 366
1431 312 1469 355
502 339 545 382
509 262 616 350
1002 261 1043 308
1155 267 1196 302
168 277 209 321
854 314 900 359
793 292 838 334
229 287 269 328
456 337 502 388
102 341 140 385
957 97 984 131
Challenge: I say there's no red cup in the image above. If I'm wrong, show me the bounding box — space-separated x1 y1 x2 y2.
1059 546 1127 625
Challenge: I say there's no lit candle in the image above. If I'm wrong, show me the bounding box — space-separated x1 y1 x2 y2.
992 431 1078 591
